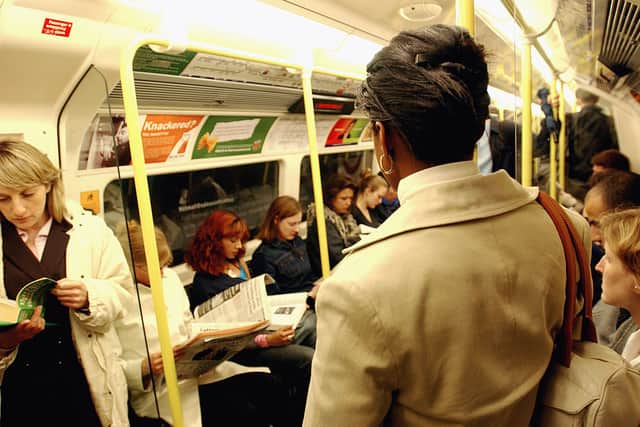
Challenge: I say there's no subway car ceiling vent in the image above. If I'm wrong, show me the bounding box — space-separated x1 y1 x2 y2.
599 0 640 84
105 73 303 113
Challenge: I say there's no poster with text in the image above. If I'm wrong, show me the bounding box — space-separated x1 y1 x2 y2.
140 114 204 163
192 116 277 159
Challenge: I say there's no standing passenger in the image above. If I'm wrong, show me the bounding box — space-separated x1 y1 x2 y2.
303 25 590 427
0 140 133 426
306 175 360 276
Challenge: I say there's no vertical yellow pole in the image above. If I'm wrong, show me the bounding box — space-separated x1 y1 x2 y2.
521 39 533 186
456 0 478 161
302 67 331 278
456 0 475 35
498 108 505 121
120 39 184 427
549 78 558 199
558 82 567 191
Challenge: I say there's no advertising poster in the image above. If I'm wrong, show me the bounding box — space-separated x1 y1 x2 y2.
140 114 204 163
192 116 277 159
133 46 197 75
325 118 369 146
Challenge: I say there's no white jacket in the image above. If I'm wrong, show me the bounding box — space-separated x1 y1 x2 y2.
0 201 134 427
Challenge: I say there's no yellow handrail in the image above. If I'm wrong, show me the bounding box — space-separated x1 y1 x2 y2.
456 0 476 35
521 39 533 186
120 35 327 425
549 77 558 199
558 82 567 191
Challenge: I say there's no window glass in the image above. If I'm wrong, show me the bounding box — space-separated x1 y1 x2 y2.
298 150 373 216
104 162 278 265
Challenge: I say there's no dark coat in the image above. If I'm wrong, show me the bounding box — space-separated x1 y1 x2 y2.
251 236 318 295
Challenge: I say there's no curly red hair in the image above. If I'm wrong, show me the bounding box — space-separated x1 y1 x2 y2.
186 210 249 276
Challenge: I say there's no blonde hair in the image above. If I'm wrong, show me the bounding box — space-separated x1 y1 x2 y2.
0 139 66 222
126 220 173 270
600 208 640 283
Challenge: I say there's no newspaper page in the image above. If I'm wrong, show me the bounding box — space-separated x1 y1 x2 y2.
193 274 273 323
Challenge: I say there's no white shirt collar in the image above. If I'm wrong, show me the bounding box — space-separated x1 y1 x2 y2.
16 217 53 241
397 160 481 205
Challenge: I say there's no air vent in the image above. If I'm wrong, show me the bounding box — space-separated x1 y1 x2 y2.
599 0 640 78
104 72 304 113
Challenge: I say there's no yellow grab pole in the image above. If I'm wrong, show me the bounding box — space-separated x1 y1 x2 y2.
456 0 477 162
120 37 184 427
521 39 533 186
456 0 475 35
558 81 567 191
302 67 331 278
549 78 558 199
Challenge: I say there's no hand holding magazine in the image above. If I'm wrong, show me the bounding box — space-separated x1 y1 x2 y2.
0 277 56 329
175 274 274 378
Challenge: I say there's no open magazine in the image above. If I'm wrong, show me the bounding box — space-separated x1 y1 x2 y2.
0 277 56 329
174 274 274 378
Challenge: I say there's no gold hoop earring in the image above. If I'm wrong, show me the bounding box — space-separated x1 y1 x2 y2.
378 153 393 175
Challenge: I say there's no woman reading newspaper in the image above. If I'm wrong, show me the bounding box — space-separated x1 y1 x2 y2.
188 210 313 426
117 221 290 427
0 139 133 426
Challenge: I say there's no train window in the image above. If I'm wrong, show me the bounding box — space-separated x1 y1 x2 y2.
104 161 278 265
298 150 374 216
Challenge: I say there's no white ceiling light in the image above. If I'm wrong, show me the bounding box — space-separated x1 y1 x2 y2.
398 3 442 22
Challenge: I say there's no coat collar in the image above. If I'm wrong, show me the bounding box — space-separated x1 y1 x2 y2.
345 165 538 254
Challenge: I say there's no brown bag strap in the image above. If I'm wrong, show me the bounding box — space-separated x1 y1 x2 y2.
537 192 597 367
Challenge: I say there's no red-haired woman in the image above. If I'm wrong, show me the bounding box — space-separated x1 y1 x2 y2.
187 210 313 425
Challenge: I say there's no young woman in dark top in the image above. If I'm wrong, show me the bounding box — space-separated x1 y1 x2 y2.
252 196 318 347
352 171 388 228
186 210 313 425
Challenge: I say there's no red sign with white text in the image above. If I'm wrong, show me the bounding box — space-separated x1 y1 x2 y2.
42 18 73 37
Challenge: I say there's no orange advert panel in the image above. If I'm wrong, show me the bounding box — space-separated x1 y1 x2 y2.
140 115 204 163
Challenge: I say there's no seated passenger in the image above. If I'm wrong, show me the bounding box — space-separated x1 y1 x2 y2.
117 221 287 427
252 196 319 347
0 139 133 426
591 149 630 174
186 210 313 425
306 174 360 276
596 208 640 368
352 170 388 228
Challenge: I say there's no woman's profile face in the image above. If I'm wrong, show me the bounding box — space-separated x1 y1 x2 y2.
596 243 638 309
0 184 50 233
364 186 386 209
330 188 354 215
221 235 243 260
277 212 302 241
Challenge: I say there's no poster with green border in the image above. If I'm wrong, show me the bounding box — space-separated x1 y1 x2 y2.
133 46 197 75
193 116 277 159
342 118 369 144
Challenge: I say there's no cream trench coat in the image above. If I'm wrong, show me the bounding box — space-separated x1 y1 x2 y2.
303 166 590 427
0 201 134 427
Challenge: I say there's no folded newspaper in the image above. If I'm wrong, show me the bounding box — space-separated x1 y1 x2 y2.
267 292 309 331
175 274 274 378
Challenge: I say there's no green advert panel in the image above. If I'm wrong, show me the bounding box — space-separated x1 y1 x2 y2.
133 46 197 75
193 116 277 158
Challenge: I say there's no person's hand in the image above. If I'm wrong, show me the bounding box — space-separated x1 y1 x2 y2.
267 326 295 347
0 306 45 349
309 282 321 299
52 278 89 310
141 351 165 377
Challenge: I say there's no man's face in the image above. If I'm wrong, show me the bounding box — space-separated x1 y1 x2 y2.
583 191 608 246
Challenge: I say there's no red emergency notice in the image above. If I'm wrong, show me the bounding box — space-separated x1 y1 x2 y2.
42 18 73 37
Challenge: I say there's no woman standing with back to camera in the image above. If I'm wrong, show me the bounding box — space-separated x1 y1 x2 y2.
0 140 133 426
303 25 591 427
